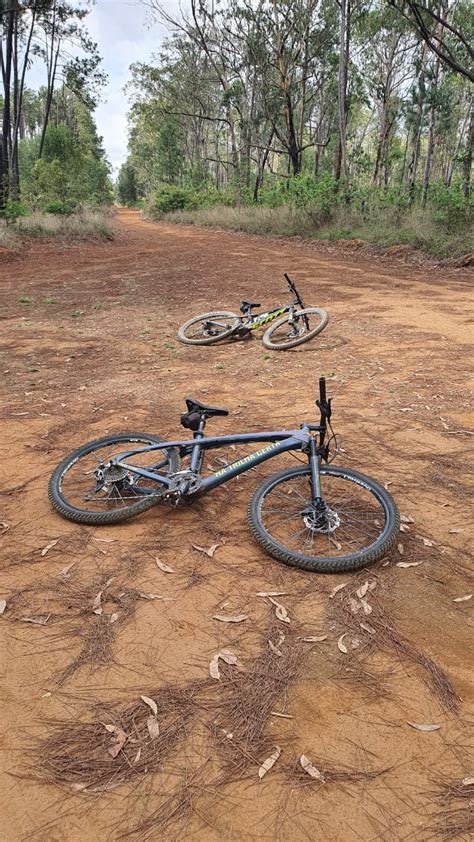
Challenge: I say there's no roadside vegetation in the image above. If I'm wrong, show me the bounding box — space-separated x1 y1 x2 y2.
117 0 473 259
0 2 113 245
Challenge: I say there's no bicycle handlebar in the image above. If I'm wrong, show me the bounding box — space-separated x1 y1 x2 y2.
284 273 305 308
316 376 331 430
319 376 326 403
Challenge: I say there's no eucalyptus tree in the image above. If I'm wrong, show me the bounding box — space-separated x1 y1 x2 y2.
1 0 105 209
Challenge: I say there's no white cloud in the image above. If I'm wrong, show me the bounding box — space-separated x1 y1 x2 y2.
88 0 174 172
26 0 180 173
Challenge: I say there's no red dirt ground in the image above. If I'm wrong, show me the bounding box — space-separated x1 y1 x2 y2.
0 208 473 841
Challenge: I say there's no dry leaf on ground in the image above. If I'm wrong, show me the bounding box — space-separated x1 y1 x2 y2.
106 725 128 758
349 597 361 614
300 755 325 780
400 514 415 523
41 539 58 557
213 613 247 623
22 614 50 625
59 562 75 576
256 591 286 597
192 543 219 557
302 635 328 642
140 695 158 717
109 612 119 624
0 599 6 615
337 633 348 654
396 561 423 568
453 594 472 602
407 722 441 732
360 598 372 615
462 776 474 786
397 543 404 555
147 715 160 740
356 582 369 598
138 592 173 601
258 746 281 779
360 622 376 634
329 583 347 598
155 558 174 573
92 591 102 613
275 604 290 624
209 649 238 680
448 528 463 534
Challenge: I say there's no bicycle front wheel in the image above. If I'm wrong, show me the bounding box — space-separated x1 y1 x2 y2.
248 465 399 573
49 434 180 525
262 307 328 350
177 311 240 345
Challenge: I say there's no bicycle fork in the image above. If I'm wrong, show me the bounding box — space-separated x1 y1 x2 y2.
309 437 323 507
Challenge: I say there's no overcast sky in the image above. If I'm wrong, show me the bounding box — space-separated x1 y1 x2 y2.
31 0 177 174
84 0 174 174
86 0 171 174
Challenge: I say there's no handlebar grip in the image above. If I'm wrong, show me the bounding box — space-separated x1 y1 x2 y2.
319 376 326 403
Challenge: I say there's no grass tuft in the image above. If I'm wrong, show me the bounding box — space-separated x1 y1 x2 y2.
3 208 117 243
164 204 472 260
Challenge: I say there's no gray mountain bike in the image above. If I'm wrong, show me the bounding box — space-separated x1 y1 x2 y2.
177 274 328 350
48 378 399 573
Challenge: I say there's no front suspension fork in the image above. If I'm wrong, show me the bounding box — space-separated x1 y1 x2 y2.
309 437 323 507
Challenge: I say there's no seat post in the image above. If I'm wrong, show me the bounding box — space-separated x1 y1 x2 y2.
190 414 206 471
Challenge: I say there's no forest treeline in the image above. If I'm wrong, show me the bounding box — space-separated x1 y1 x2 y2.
118 0 473 256
0 0 111 218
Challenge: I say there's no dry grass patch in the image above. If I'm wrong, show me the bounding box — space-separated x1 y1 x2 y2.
16 208 116 240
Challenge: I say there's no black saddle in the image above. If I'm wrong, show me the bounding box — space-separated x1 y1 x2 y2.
185 398 229 417
240 300 261 313
181 397 229 430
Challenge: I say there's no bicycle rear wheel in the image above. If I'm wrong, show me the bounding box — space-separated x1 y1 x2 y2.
177 311 240 345
248 465 399 572
262 307 328 350
49 433 179 525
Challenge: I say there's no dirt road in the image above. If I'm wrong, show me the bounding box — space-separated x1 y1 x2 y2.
1 209 473 840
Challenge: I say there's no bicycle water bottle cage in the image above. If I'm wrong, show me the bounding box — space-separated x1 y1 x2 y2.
240 300 260 313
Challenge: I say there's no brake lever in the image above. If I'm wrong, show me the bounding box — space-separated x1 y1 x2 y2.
316 397 332 420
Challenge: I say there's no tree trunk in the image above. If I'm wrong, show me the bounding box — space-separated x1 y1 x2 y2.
407 42 428 203
253 127 274 201
39 0 59 159
421 43 442 208
462 96 473 200
1 2 15 207
335 0 350 183
10 8 20 197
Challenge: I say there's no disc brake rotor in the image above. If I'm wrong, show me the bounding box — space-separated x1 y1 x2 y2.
303 505 340 533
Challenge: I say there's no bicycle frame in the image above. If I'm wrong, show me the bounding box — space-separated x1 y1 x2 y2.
114 425 324 499
247 304 291 329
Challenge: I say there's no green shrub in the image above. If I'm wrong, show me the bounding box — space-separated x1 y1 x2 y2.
427 180 470 229
43 199 76 215
149 186 202 216
3 200 29 222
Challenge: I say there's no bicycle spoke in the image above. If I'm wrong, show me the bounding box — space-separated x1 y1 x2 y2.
259 471 390 559
58 437 174 514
